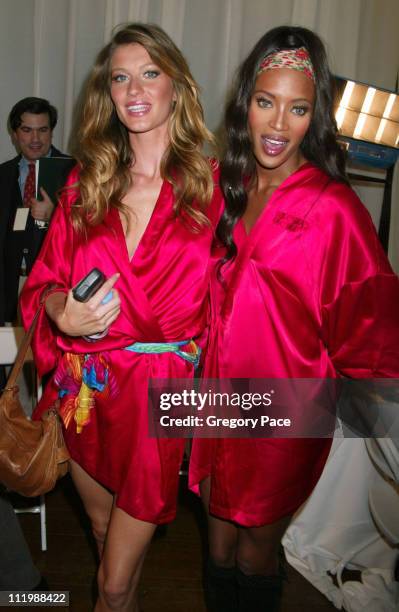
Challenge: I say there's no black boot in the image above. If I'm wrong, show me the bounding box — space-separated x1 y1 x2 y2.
204 558 238 611
236 567 283 612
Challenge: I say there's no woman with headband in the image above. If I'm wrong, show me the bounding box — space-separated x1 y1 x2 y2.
21 23 222 611
190 26 399 611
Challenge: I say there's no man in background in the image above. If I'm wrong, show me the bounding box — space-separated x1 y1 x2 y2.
0 99 59 590
0 97 68 323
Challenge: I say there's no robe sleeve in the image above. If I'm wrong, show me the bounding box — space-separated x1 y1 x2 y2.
20 169 78 376
319 182 399 378
195 159 224 365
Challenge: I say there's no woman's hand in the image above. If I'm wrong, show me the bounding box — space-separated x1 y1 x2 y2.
45 273 121 337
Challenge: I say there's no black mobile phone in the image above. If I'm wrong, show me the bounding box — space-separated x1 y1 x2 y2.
72 268 106 302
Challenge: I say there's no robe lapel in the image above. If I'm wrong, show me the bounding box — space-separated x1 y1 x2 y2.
106 180 175 342
221 164 331 319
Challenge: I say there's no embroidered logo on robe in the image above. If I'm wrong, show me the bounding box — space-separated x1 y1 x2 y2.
54 353 118 433
273 212 308 232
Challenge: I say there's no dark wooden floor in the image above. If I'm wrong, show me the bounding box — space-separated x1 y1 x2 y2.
16 475 337 611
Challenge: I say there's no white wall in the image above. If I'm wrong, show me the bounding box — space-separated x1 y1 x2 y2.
1 0 398 267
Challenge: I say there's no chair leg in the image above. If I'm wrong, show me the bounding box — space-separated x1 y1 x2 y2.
40 495 47 552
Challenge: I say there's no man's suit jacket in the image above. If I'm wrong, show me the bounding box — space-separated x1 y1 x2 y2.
0 146 69 322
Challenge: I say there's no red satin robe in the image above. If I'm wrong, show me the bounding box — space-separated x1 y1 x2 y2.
189 162 399 527
21 166 222 524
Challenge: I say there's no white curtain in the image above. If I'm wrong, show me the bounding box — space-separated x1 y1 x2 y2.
1 0 398 267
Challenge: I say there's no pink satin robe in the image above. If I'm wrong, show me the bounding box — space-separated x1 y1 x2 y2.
21 166 222 524
189 162 399 527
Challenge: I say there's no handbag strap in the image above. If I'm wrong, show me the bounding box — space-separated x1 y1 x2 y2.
6 287 55 389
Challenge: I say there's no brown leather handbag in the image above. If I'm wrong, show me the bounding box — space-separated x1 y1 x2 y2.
0 306 69 497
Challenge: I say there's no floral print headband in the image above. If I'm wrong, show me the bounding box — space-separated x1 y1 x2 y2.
258 47 315 83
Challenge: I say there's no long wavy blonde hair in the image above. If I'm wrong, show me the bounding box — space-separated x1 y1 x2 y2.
71 22 215 231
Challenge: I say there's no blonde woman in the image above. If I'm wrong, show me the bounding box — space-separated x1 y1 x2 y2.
21 23 222 611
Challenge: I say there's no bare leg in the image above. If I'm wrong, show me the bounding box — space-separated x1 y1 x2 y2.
70 460 156 610
95 507 156 611
69 460 113 559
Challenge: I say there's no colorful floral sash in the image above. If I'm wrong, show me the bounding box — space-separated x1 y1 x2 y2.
55 340 201 433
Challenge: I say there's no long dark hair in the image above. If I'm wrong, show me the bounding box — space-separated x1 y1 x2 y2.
218 25 348 261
